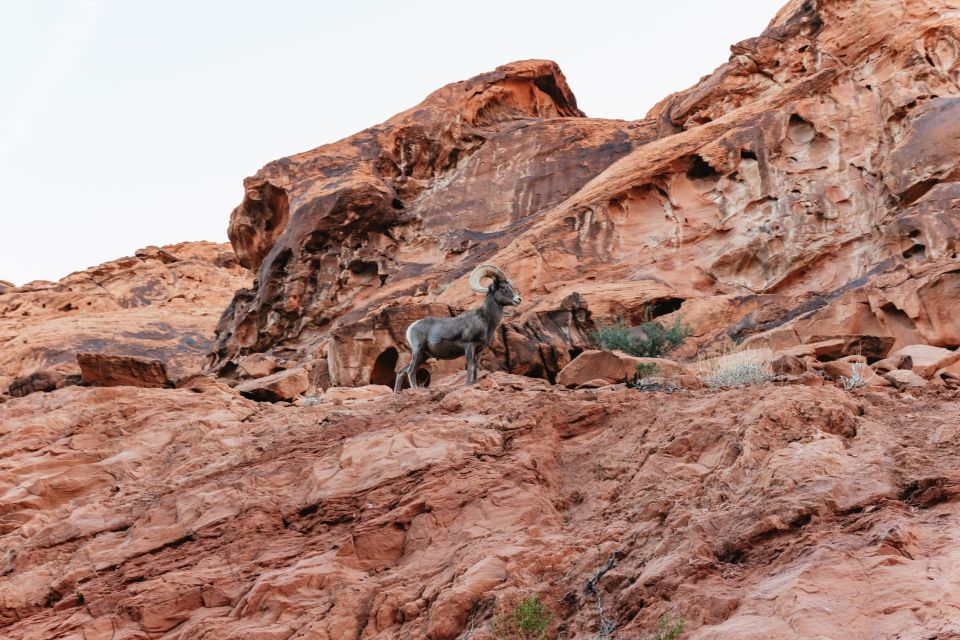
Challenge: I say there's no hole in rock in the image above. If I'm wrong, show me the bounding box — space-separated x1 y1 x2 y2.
902 244 926 260
686 155 719 181
302 231 331 255
415 367 431 387
348 259 379 277
787 114 817 144
524 364 545 380
648 297 685 318
741 150 757 161
371 348 399 386
569 347 584 360
391 198 404 210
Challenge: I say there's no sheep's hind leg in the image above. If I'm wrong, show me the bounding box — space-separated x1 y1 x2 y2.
407 349 427 389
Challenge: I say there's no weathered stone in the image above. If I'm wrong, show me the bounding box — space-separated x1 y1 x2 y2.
889 344 960 378
883 369 928 389
235 368 309 402
557 350 681 387
576 378 613 389
77 353 169 388
872 354 913 374
821 360 854 381
0 242 249 382
770 354 807 376
8 370 67 397
237 353 286 379
322 385 393 404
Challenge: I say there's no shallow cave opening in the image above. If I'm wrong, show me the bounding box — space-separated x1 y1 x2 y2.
686 155 720 181
415 368 431 387
741 149 758 161
902 243 927 260
348 259 379 277
370 348 399 386
302 231 331 255
373 348 432 389
648 297 686 318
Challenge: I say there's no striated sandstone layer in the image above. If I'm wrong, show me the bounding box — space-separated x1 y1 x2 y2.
0 242 249 387
212 0 960 388
4 0 960 638
1 374 959 639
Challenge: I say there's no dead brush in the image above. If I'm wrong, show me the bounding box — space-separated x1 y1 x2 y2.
696 346 774 388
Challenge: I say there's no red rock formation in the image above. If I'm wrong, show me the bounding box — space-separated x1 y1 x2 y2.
211 0 960 390
2 374 960 639
4 1 960 638
0 242 250 383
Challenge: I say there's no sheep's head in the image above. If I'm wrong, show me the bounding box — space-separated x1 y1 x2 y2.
470 264 521 306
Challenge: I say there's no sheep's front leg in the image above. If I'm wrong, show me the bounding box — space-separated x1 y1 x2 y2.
472 346 482 384
465 342 476 385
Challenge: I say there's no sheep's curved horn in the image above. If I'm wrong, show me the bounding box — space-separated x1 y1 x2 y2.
469 264 510 293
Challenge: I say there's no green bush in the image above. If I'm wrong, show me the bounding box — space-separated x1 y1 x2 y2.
492 595 554 640
652 613 684 640
590 314 690 359
635 362 662 379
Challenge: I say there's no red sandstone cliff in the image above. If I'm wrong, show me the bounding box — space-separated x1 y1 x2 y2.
210 0 960 392
3 0 960 638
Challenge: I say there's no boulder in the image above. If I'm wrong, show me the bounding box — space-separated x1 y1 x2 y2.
889 345 960 378
770 354 807 376
323 385 394 404
933 360 960 386
576 378 613 389
821 360 854 381
780 339 848 360
883 369 928 389
674 375 705 389
77 353 170 388
871 354 913 374
175 373 237 394
792 372 825 387
235 368 309 402
556 350 682 387
9 370 67 397
238 353 287 378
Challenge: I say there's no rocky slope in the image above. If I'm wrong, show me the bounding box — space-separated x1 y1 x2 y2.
0 242 249 392
2 375 960 639
3 0 960 638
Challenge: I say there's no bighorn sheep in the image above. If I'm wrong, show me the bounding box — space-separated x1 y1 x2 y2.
394 265 521 392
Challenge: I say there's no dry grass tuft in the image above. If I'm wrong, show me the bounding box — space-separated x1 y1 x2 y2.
697 346 774 388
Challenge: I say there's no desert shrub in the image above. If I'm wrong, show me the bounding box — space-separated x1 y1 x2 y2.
590 314 690 358
492 595 554 640
635 362 663 379
698 347 773 388
840 362 871 390
650 613 685 640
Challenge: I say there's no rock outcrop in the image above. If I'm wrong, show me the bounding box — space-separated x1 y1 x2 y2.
76 353 170 388
210 0 960 391
4 0 960 638
2 375 960 639
0 242 250 382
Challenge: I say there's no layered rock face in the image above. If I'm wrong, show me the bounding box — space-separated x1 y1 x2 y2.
2 376 960 639
4 0 960 638
212 0 960 388
0 242 250 389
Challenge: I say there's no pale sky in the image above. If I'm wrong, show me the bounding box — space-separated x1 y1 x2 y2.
0 1 780 285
